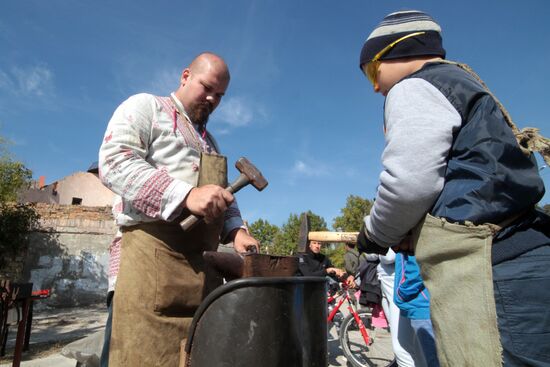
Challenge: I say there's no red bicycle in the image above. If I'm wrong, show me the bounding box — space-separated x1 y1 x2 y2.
327 280 395 367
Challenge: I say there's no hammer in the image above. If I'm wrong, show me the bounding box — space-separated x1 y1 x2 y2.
180 157 268 231
297 213 359 252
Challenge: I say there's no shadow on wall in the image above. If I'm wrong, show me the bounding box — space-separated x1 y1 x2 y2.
23 230 109 309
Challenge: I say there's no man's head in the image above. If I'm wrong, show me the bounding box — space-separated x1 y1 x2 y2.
345 242 355 251
175 52 230 126
359 10 445 95
309 240 322 254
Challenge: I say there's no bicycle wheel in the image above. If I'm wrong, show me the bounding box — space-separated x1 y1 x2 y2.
339 309 395 367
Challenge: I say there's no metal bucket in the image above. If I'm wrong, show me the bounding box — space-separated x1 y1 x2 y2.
185 276 327 367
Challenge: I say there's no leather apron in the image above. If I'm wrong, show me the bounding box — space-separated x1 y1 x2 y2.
109 152 228 367
412 214 502 367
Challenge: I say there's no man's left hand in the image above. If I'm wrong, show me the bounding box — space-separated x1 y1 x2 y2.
232 228 260 254
345 275 356 289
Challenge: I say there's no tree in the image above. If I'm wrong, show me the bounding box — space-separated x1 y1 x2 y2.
543 204 550 216
332 195 373 232
248 218 279 254
271 211 327 256
0 139 40 271
324 243 346 269
0 159 33 202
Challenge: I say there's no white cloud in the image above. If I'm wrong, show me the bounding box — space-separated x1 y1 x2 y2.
12 65 54 97
0 65 55 98
291 159 328 177
0 70 14 90
148 67 179 96
215 96 254 128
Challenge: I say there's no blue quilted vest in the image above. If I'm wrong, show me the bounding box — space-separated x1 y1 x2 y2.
405 62 545 225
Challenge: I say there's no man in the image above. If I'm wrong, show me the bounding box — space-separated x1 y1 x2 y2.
297 240 345 278
343 242 361 276
98 52 259 367
355 10 550 366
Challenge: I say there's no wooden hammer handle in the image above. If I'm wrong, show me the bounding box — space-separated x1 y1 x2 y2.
180 214 200 231
179 174 249 231
308 232 359 243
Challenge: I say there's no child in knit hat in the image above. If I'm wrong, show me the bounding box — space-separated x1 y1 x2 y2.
356 9 550 367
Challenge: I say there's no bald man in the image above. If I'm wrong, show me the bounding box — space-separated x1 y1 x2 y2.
99 52 259 366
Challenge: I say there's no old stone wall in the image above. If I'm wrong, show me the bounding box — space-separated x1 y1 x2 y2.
23 203 116 309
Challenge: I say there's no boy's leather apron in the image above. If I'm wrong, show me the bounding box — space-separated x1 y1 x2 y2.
412 214 503 367
110 153 227 367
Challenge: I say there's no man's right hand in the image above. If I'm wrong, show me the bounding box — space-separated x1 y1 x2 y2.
183 185 234 223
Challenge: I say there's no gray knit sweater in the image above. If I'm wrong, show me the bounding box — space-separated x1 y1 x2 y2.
364 78 462 248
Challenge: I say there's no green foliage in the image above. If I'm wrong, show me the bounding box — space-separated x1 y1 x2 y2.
0 138 39 270
0 159 33 202
0 138 32 203
248 218 279 254
271 211 327 256
543 204 550 216
332 195 373 231
324 243 346 268
0 203 40 268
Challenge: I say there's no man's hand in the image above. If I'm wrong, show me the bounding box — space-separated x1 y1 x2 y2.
345 275 356 289
183 185 234 223
326 267 345 278
231 228 260 254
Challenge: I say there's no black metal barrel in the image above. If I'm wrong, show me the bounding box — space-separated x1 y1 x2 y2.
185 276 327 367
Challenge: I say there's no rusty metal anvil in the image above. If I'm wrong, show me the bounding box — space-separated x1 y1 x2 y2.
180 157 268 231
297 213 359 253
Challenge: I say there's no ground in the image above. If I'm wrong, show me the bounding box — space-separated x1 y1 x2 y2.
1 305 354 367
0 305 107 367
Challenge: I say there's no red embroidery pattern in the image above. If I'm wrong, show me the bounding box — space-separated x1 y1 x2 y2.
132 168 173 218
108 236 122 279
114 201 123 214
104 132 113 143
154 96 206 152
121 165 148 197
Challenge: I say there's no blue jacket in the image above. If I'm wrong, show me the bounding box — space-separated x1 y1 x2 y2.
394 253 430 320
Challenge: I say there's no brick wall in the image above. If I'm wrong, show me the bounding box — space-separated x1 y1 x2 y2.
22 204 116 308
34 203 115 234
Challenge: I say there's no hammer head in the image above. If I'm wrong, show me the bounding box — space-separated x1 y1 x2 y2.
235 157 268 191
297 212 310 253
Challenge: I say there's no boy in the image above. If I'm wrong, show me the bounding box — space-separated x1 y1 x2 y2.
356 10 550 366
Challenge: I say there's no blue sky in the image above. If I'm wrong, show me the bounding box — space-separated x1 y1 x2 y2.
1 1 549 227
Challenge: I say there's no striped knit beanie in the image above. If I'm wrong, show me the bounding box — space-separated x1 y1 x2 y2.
359 10 446 68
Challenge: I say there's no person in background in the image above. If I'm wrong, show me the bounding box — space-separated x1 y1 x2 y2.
377 249 416 367
394 252 439 367
98 52 259 367
343 242 362 277
298 240 346 279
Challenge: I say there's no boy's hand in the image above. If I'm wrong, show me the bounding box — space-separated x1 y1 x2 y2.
391 234 414 255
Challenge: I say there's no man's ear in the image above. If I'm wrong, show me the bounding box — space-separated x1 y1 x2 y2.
180 68 191 86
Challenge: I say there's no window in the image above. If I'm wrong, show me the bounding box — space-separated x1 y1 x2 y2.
71 197 82 205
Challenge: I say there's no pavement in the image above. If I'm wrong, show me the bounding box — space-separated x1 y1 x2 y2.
0 305 107 367
1 306 350 367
